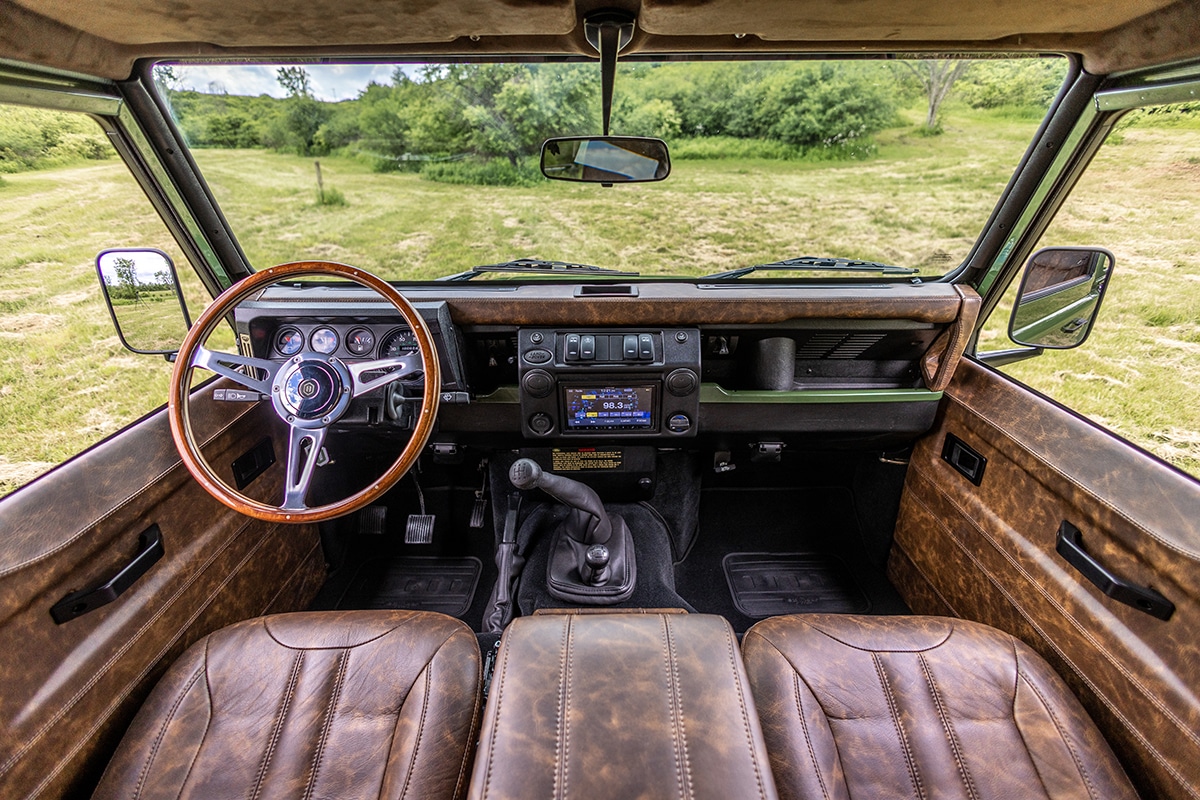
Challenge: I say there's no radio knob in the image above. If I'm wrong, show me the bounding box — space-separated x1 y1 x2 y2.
665 368 698 397
522 369 554 398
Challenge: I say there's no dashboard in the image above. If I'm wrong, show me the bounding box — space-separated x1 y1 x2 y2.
232 280 977 451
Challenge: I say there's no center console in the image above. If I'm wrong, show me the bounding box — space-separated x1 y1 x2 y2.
517 328 701 438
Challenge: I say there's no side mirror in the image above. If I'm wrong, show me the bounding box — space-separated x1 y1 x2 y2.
541 136 670 183
1009 247 1115 349
95 248 192 356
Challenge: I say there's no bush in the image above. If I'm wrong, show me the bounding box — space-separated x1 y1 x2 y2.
670 135 876 162
0 105 115 172
315 186 347 206
419 158 538 186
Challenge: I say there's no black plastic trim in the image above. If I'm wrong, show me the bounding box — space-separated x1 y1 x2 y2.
51 526 164 623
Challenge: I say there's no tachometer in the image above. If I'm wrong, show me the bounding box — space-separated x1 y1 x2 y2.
275 327 303 356
380 328 418 357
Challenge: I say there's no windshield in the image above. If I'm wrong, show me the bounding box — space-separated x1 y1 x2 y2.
156 57 1067 281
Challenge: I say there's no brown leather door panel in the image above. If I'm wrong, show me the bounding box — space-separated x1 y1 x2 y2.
0 388 325 798
889 358 1200 800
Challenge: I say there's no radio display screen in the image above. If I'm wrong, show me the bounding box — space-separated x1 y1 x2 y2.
563 385 656 430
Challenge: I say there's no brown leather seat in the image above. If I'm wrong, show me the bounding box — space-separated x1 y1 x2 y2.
93 610 481 800
742 614 1138 800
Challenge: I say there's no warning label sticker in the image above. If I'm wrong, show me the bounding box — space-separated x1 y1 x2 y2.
551 448 623 472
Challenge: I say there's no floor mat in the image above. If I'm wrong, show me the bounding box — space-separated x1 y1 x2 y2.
723 553 870 617
340 557 482 617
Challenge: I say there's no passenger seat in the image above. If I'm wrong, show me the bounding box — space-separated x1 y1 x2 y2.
742 614 1138 799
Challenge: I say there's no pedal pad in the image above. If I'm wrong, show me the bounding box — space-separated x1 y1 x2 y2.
404 514 436 544
358 505 387 536
469 457 489 529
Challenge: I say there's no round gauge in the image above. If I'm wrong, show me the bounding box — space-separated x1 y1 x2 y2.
346 327 376 356
310 327 339 355
380 328 418 358
275 327 303 356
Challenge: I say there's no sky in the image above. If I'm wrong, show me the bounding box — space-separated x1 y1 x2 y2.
170 64 400 101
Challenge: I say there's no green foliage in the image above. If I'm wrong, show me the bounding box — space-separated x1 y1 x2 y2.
0 106 115 173
419 158 539 186
956 59 1066 111
315 186 347 206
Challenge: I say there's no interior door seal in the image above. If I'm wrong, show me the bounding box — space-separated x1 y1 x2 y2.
50 525 165 624
1055 521 1174 620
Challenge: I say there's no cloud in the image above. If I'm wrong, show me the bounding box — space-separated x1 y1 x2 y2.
170 63 399 100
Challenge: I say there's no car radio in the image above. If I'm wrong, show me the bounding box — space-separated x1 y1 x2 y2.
517 328 701 438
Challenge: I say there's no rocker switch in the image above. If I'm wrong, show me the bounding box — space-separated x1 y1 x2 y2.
566 334 581 360
623 334 639 359
638 333 653 360
580 335 595 360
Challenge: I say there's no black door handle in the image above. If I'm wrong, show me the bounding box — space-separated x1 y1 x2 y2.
51 525 164 624
1055 521 1173 620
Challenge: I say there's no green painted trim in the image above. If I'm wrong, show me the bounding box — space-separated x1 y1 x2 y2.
473 386 521 403
699 384 942 404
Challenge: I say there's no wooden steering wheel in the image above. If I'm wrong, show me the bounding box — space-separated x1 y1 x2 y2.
168 261 441 523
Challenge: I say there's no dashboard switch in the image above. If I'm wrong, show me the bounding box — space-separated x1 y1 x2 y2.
638 333 654 360
623 334 639 360
566 334 581 360
580 334 595 360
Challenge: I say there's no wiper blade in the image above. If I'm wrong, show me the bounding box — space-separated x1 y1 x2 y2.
703 256 918 280
437 258 639 281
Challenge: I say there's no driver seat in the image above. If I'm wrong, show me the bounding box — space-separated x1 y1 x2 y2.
92 610 481 800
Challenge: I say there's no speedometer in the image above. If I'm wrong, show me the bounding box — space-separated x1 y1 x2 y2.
380 328 418 357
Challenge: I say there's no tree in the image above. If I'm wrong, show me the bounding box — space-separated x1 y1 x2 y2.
899 59 970 132
276 67 314 98
273 67 329 154
108 257 143 304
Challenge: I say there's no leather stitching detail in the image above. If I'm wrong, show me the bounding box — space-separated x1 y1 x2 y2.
302 650 349 800
556 615 574 800
874 653 926 800
251 651 305 800
399 660 433 800
792 671 832 800
723 622 768 800
1018 667 1099 800
662 615 694 800
1010 638 1054 798
452 636 483 800
482 627 516 800
918 652 979 800
899 489 1199 800
132 665 204 799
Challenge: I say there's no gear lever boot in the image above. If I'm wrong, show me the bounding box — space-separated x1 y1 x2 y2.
510 458 636 604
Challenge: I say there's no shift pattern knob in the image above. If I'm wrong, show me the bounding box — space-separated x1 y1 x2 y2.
509 458 544 489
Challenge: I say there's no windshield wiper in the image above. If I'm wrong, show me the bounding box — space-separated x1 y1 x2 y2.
437 258 640 281
703 256 918 280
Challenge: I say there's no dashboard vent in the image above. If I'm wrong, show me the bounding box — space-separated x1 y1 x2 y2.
796 332 887 360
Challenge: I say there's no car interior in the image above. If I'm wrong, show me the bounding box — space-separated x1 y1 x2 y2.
1 0 1199 798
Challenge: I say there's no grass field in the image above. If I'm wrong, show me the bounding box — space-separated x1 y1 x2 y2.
1 102 1198 493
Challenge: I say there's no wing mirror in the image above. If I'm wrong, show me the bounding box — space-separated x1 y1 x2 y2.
1009 246 1115 349
95 248 191 358
540 136 670 184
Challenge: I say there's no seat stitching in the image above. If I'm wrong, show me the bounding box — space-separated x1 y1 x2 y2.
398 659 433 800
130 665 204 799
1010 637 1054 798
901 481 1200 797
723 622 768 800
549 617 571 800
452 636 484 800
302 650 349 800
792 671 832 800
1017 667 1099 800
482 628 516 800
874 653 926 800
917 652 979 800
663 615 694 800
250 651 305 800
177 637 217 796
562 615 574 800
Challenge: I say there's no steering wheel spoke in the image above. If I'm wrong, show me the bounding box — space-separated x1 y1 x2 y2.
193 346 279 395
282 424 327 511
348 355 423 397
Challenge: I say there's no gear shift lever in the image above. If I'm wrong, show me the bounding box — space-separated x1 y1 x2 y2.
510 458 636 604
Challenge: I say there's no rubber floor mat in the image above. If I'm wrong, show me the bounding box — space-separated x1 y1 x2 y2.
342 557 481 617
723 553 870 618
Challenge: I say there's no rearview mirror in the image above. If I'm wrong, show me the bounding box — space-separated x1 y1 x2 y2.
1009 246 1114 349
541 136 670 183
96 248 192 355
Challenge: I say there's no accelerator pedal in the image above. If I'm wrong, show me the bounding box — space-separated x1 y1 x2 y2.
404 471 436 544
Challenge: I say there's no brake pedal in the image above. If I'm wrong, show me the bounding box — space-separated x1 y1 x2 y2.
404 471 435 544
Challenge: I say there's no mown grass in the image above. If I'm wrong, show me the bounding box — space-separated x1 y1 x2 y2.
1 102 1198 492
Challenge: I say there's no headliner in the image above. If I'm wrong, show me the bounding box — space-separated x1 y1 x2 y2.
2 0 1198 81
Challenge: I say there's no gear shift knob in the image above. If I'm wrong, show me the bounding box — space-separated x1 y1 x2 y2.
509 458 543 489
508 458 612 544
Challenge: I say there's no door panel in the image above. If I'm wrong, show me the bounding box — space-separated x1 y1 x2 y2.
0 387 325 798
889 358 1200 800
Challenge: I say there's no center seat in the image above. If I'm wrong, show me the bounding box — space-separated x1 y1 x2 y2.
467 609 779 800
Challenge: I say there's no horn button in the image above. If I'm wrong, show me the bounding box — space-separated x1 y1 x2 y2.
273 356 352 425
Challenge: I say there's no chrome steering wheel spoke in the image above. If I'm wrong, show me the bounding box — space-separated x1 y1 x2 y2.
193 347 280 396
282 424 327 511
348 354 423 397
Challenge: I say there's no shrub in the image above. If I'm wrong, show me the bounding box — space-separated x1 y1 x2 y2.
315 186 347 206
419 158 538 186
